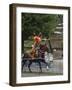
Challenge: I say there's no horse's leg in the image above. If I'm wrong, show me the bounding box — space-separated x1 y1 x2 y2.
28 61 32 72
22 60 27 72
41 60 49 70
38 61 42 73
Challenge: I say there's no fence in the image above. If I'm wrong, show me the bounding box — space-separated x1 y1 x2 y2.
24 38 63 60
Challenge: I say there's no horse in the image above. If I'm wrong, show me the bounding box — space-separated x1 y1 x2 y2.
22 44 50 73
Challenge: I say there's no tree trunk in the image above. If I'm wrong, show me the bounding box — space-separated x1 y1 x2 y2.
48 40 53 53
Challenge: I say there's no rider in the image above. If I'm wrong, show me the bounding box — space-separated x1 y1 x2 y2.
33 32 42 57
33 32 42 48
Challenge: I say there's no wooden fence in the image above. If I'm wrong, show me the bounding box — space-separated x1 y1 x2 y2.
24 38 63 59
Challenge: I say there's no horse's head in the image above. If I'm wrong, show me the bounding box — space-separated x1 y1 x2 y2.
38 44 48 58
39 44 48 52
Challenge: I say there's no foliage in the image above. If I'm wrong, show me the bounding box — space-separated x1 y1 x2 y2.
21 13 63 53
22 13 61 39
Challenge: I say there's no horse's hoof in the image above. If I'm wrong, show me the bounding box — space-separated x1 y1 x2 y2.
39 71 42 73
46 66 49 70
29 71 32 73
50 61 53 63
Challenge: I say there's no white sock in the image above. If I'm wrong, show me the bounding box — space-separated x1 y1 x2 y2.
46 66 49 70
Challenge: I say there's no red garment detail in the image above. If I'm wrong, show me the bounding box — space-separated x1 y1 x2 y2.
34 36 41 43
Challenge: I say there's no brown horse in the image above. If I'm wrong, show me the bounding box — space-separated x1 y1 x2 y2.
22 44 49 73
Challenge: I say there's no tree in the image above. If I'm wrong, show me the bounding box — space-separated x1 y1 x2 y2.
21 13 62 53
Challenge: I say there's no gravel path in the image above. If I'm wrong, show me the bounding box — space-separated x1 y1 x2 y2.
22 59 63 77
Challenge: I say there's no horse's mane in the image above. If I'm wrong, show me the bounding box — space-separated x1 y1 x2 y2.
23 44 48 59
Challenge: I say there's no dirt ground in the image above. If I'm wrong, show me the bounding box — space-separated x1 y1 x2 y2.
21 59 63 77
